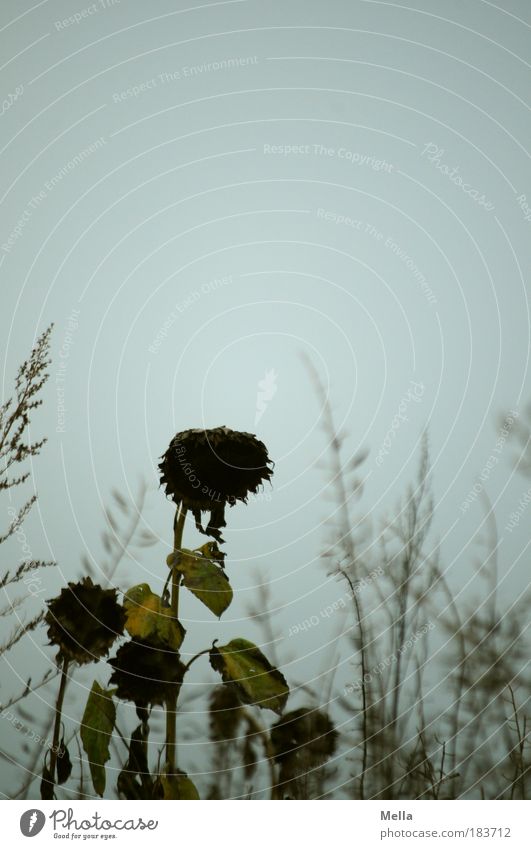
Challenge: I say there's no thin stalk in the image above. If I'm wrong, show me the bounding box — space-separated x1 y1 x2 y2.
350 582 368 800
241 708 278 799
435 566 466 792
183 647 211 674
165 504 187 773
45 656 69 797
390 552 412 733
508 685 527 800
307 360 369 800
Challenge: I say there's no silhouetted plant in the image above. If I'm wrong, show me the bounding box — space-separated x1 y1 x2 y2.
48 426 300 801
270 707 338 799
0 325 55 677
9 366 527 800
0 326 59 793
313 387 530 801
41 579 124 798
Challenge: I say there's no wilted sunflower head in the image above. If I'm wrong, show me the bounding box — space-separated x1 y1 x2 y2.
270 707 338 764
158 426 273 542
108 640 185 708
45 577 125 665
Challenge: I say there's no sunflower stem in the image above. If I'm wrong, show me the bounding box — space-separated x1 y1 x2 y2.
165 504 187 774
241 708 279 799
44 656 69 798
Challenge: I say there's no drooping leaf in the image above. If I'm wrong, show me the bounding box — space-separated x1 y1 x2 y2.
117 768 144 800
124 583 184 649
128 723 150 782
80 681 116 797
210 638 289 714
153 771 200 799
40 765 54 799
116 721 153 799
56 737 72 785
170 548 232 617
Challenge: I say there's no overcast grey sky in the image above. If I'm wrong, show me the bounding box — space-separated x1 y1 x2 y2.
1 0 530 797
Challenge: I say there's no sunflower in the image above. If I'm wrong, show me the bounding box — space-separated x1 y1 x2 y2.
158 426 273 542
108 640 185 708
45 577 124 665
270 708 338 764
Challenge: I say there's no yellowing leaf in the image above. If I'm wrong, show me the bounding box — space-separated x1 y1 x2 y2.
170 548 232 618
124 583 184 649
210 638 289 714
155 771 200 799
194 541 224 562
80 681 116 797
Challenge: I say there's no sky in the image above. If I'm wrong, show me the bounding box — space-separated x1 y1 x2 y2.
1 0 530 798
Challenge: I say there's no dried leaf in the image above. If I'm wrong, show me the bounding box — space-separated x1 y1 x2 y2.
56 737 72 785
210 639 289 714
80 681 116 797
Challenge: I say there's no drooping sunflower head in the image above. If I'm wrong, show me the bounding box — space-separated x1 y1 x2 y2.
45 577 125 665
158 426 273 542
108 639 185 708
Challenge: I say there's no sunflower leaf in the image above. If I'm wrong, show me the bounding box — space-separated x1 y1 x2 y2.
210 638 289 714
80 681 116 797
124 583 184 650
56 737 72 785
170 548 232 617
154 771 200 799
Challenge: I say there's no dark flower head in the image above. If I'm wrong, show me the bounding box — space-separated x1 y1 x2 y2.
45 577 125 665
159 426 273 542
270 707 338 764
270 708 338 799
108 640 185 708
